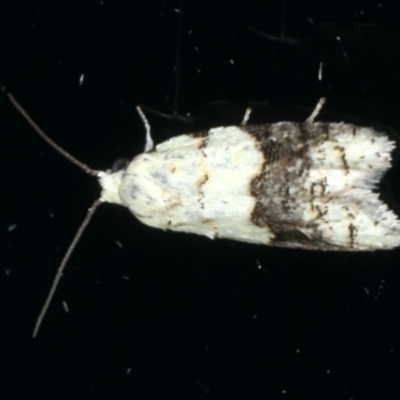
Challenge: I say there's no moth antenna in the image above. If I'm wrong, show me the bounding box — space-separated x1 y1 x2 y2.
136 105 154 152
33 198 103 338
4 89 100 176
305 97 326 123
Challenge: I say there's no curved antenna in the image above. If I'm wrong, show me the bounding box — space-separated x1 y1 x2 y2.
4 89 100 176
33 198 103 338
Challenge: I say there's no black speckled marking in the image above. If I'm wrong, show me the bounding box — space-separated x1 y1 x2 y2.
349 223 357 248
334 145 349 174
244 122 394 250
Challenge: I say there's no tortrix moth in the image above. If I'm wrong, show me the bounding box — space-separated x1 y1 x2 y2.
5 92 400 337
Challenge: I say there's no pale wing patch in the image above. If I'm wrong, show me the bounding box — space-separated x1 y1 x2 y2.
119 127 274 244
301 189 400 250
307 124 395 194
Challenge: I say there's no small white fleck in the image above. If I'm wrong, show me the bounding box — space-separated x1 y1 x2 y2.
363 287 370 295
229 59 234 65
256 259 262 269
126 368 132 374
318 62 323 81
188 29 193 34
282 389 287 394
79 73 85 87
62 301 69 313
49 213 54 218
308 18 314 24
4 269 12 277
116 240 123 248
196 69 202 74
186 112 191 117
122 276 130 281
296 348 301 353
195 47 199 51
241 107 252 125
359 10 364 15
378 3 382 7
7 224 17 232
326 369 331 374
253 314 258 319
389 348 394 354
336 36 341 41
174 8 180 13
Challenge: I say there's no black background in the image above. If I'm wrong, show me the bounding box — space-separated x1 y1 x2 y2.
1 1 400 399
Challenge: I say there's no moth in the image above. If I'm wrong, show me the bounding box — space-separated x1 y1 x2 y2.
102 99 400 252
5 92 400 336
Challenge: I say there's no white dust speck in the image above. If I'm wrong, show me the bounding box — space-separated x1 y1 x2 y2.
7 224 17 232
116 240 123 248
363 287 370 295
62 301 69 313
79 73 85 87
126 368 132 374
230 59 234 65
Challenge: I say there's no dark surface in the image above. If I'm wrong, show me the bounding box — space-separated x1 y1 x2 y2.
1 1 400 399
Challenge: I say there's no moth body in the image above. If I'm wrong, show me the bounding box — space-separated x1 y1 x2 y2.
99 121 400 251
